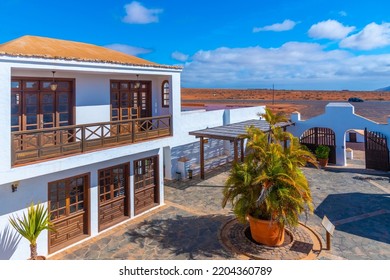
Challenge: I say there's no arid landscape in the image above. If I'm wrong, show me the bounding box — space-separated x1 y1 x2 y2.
182 88 390 123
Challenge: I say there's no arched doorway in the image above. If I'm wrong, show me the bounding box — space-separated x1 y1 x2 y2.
300 127 336 164
345 129 365 167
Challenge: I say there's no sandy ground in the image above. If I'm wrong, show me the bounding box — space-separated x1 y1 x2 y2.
182 88 390 123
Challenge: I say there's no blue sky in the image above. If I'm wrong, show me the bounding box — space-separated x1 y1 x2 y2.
1 0 390 90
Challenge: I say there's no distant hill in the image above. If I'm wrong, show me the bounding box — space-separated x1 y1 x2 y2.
376 86 390 91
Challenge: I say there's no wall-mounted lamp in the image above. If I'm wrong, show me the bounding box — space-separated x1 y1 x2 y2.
11 181 19 192
50 71 58 91
134 74 141 89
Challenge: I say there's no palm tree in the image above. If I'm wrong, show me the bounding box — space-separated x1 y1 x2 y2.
222 108 317 244
9 202 55 260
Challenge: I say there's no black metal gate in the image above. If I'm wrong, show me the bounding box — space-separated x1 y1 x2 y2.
364 128 390 171
300 127 336 164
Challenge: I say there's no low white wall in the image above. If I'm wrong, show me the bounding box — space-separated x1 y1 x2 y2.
289 103 390 166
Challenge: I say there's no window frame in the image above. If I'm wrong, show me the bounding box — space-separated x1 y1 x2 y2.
161 80 170 108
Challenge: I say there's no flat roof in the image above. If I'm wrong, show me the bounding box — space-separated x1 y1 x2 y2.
189 119 292 141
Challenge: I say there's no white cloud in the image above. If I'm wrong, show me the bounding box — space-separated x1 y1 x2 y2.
171 51 189 62
122 1 163 24
181 42 390 90
340 22 390 50
308 20 355 40
253 19 297 32
105 44 152 56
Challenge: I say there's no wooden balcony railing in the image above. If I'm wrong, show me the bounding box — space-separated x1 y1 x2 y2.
11 115 172 166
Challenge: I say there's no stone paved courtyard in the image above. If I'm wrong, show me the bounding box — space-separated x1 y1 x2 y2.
49 162 390 260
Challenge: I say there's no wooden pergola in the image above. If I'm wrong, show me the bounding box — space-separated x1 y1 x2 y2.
189 119 292 179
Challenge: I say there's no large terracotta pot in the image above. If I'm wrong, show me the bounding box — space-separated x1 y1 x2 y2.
247 215 284 246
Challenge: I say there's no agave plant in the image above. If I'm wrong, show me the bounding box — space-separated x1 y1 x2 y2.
222 108 318 228
9 202 55 260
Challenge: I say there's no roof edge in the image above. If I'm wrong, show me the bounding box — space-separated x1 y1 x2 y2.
0 52 183 70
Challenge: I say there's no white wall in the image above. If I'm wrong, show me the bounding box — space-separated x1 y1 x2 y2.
0 63 11 172
0 61 180 185
288 103 390 166
0 148 161 260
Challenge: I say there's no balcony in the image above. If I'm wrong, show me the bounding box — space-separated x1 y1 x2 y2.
11 115 171 166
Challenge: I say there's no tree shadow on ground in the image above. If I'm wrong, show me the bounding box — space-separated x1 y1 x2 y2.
315 192 390 244
124 213 235 259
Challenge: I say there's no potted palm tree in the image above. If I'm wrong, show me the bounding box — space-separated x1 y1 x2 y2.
315 145 330 168
222 109 317 246
9 202 55 260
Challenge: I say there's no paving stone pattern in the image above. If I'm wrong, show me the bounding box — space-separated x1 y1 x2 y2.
50 164 390 260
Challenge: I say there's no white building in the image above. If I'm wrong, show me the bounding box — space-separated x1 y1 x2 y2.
0 35 264 259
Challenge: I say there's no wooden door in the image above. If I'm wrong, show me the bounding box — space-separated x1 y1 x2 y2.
11 78 73 149
48 174 89 253
134 156 159 215
349 132 357 143
98 164 129 231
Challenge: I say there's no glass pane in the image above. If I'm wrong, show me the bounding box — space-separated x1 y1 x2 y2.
26 125 37 130
25 81 38 89
26 105 37 114
26 115 37 124
57 82 70 90
59 200 66 208
26 94 38 105
50 202 57 211
41 81 52 89
11 81 20 89
58 93 68 103
70 205 76 213
77 178 84 187
43 114 54 122
120 83 128 89
60 113 69 122
42 93 54 103
111 82 119 89
59 103 68 112
43 105 54 113
11 105 19 114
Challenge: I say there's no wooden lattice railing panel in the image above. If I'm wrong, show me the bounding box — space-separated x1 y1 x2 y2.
12 115 171 165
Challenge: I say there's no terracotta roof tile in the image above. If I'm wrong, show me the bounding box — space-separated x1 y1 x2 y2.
0 35 181 69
